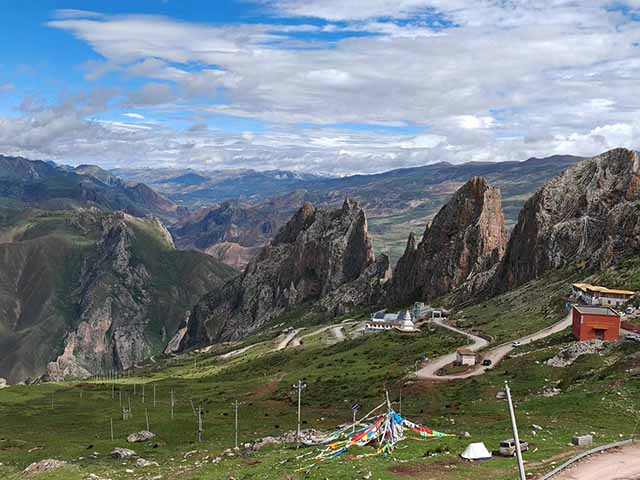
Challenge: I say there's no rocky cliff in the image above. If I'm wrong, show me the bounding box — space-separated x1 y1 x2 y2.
179 199 389 348
496 148 640 291
44 212 236 381
0 208 235 383
387 177 507 304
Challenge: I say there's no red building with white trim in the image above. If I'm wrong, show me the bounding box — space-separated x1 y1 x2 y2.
571 305 621 341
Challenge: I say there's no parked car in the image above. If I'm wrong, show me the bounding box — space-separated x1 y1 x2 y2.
626 306 635 314
482 359 492 366
511 341 522 347
625 333 640 343
499 439 529 457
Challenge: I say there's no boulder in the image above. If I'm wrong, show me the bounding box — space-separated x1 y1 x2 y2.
111 447 137 459
127 431 156 443
23 459 67 476
135 458 159 468
0 378 7 389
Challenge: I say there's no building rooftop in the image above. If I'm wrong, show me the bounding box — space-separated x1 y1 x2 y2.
457 348 476 356
572 283 635 296
573 305 621 316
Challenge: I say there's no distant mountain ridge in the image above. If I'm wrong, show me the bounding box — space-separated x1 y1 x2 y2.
150 155 584 265
0 155 184 221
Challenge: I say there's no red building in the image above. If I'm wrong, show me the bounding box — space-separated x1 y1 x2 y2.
572 305 621 341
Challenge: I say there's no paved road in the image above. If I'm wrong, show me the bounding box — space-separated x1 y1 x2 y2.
553 442 640 480
416 313 572 381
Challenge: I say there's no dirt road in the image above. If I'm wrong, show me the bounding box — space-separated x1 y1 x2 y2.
275 328 304 351
330 326 345 341
415 318 489 380
553 442 640 480
416 313 572 381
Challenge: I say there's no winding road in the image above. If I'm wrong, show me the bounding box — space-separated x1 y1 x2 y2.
416 313 573 381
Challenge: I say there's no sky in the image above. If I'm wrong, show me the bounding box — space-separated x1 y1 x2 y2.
1 0 640 175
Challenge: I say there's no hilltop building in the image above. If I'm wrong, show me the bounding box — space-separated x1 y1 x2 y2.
571 283 635 308
572 305 621 341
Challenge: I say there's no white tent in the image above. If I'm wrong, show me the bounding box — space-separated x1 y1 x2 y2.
460 442 492 461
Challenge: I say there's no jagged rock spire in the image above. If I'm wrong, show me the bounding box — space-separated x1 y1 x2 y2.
387 176 507 304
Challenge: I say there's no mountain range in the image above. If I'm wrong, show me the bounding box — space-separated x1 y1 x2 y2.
4 149 636 384
132 155 584 266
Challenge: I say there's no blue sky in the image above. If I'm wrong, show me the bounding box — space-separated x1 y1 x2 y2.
1 1 640 174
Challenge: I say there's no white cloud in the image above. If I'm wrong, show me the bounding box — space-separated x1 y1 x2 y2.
455 115 496 130
123 112 144 119
2 3 637 174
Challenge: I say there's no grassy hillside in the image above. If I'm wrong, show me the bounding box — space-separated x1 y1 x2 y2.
1 260 638 479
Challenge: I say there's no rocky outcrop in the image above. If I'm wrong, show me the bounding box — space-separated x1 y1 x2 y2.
42 212 235 381
387 177 507 304
47 213 152 379
179 199 389 348
496 148 640 291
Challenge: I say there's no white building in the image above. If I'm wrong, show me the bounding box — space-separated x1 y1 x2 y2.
456 348 476 366
572 283 635 308
365 309 418 333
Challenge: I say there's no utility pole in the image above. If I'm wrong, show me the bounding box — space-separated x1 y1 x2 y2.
145 408 150 432
110 418 114 441
170 389 175 420
351 403 360 433
153 385 156 408
293 380 307 448
197 406 203 443
142 384 145 404
232 400 242 449
505 382 527 480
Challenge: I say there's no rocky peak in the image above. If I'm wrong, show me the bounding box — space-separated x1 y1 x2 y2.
179 200 385 349
495 148 640 291
387 176 507 304
273 202 316 245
